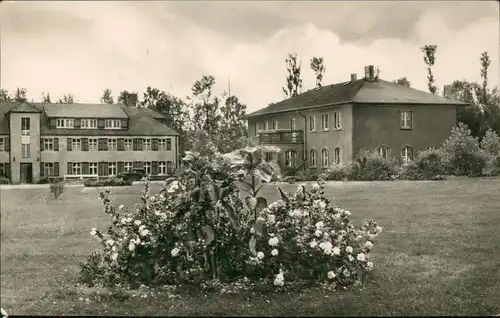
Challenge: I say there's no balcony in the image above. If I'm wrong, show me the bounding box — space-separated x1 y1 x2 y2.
258 130 304 144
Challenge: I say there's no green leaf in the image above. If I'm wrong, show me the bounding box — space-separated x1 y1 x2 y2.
254 183 266 196
255 197 268 214
257 162 273 182
222 202 240 229
245 196 258 210
201 225 215 246
277 186 289 202
249 236 257 255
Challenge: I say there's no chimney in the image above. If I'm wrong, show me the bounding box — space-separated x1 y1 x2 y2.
443 85 453 98
124 93 138 107
351 73 357 81
364 65 375 81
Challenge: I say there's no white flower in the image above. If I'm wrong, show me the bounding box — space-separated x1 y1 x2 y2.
126 217 133 223
111 253 119 261
149 196 156 202
357 253 366 262
250 227 255 234
271 249 279 256
364 241 374 249
343 269 350 277
315 221 324 229
267 214 276 224
312 183 320 190
120 218 127 224
268 237 279 246
139 225 146 231
327 271 336 279
257 216 266 223
275 200 284 208
257 251 265 260
140 229 150 237
376 226 383 233
134 220 141 226
366 262 374 271
315 229 322 237
154 210 161 216
319 241 332 251
112 246 117 252
319 201 326 210
343 210 351 217
309 240 318 248
128 242 136 251
346 246 353 253
274 278 284 286
167 181 180 193
348 255 354 262
119 204 125 210
105 239 114 246
324 248 332 256
89 228 97 236
171 247 180 257
333 246 341 256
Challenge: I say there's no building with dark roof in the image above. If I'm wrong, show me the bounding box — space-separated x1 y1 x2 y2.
244 65 468 174
0 93 179 184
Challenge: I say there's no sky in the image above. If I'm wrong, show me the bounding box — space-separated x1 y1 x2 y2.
1 1 499 113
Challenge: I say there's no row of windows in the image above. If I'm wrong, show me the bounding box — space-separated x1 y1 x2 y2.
42 161 174 177
56 118 123 129
0 162 10 178
41 137 172 151
255 110 414 135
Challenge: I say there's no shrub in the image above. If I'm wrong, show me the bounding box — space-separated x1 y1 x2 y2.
348 150 399 181
398 148 446 180
50 180 65 199
483 155 500 177
0 177 10 185
441 123 484 176
320 164 349 181
480 129 500 157
83 178 133 187
38 176 64 184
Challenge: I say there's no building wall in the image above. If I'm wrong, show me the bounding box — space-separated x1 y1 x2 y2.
9 112 42 184
41 135 178 176
352 104 457 160
0 134 9 163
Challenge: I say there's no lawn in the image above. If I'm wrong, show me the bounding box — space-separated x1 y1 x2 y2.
1 179 500 316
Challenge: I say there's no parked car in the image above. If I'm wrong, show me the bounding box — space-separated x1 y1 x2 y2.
117 169 148 181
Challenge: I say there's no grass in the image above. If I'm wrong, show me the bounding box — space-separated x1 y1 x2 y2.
1 179 500 316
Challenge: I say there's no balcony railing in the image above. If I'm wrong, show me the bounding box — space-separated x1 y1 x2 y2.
258 130 304 144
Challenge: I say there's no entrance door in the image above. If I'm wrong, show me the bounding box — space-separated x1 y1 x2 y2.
20 163 33 184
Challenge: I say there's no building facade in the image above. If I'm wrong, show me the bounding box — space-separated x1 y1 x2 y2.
0 94 179 184
244 65 467 174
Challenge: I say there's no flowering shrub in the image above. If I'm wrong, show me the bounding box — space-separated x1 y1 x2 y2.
246 181 382 288
398 148 446 180
480 129 500 157
320 164 349 181
348 150 399 181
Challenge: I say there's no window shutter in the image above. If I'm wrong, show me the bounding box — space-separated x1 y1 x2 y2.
82 138 89 151
103 139 108 151
4 137 9 151
167 161 173 174
152 161 159 175
118 161 125 173
54 138 59 151
67 162 72 175
121 119 128 128
4 163 9 178
98 162 104 176
400 112 405 127
167 138 172 151
74 118 81 128
40 162 44 177
82 162 89 175
409 112 413 128
118 138 125 151
66 138 72 151
54 162 59 176
133 138 138 151
49 118 57 129
103 162 109 176
152 138 159 151
40 138 44 151
138 139 143 151
98 119 105 128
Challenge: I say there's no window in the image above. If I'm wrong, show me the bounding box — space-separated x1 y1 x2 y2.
143 138 151 151
72 163 81 175
321 113 329 131
401 111 413 129
124 138 133 151
291 118 296 130
0 163 4 177
108 162 117 176
309 116 316 132
264 121 269 131
81 119 97 128
322 149 329 167
105 119 121 129
378 146 389 161
285 150 297 168
334 112 342 130
401 146 413 165
0 137 4 151
143 162 151 175
21 117 30 135
159 162 167 175
265 152 273 162
334 147 341 164
89 138 98 151
43 138 54 151
254 123 258 136
22 144 30 158
125 162 133 172
167 138 172 150
159 138 172 150
108 138 117 151
272 120 278 130
89 163 98 175
56 119 74 128
310 149 317 167
44 163 54 176
72 138 81 151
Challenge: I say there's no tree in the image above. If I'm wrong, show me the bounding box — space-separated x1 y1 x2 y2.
190 75 221 134
117 90 129 105
42 92 52 103
393 77 411 87
57 93 75 104
14 87 27 102
479 52 491 106
310 57 326 88
218 93 248 153
101 89 114 104
0 89 12 102
421 45 438 94
282 53 303 98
